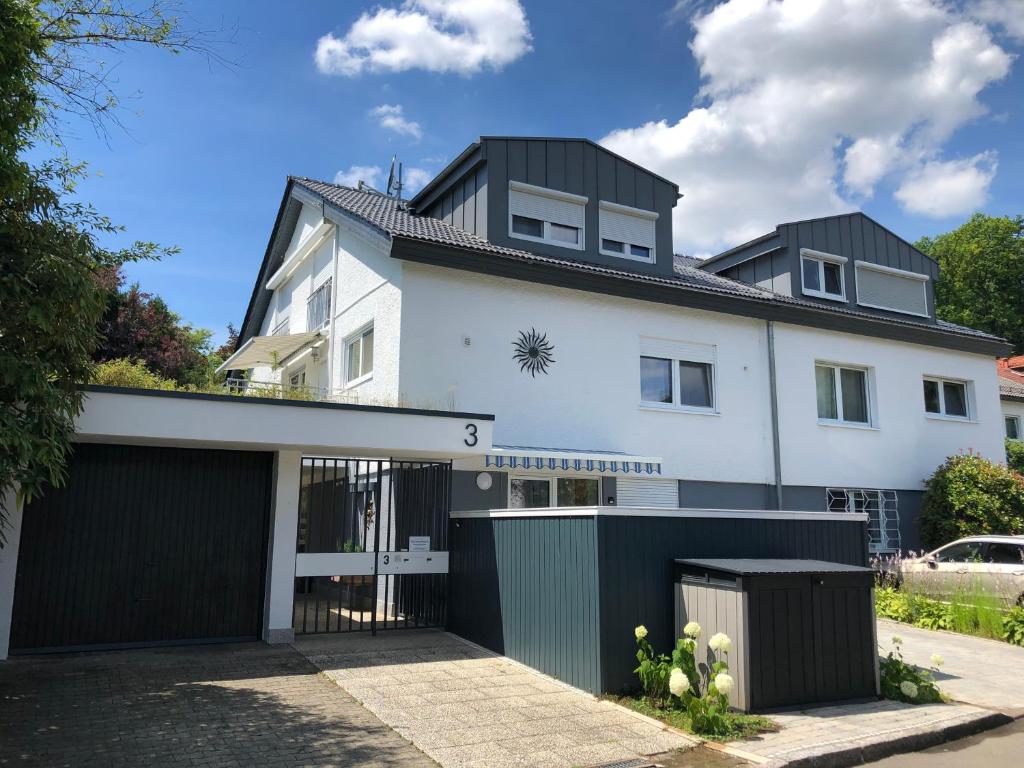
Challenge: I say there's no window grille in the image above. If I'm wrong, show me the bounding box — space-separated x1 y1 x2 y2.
307 280 332 330
827 488 900 553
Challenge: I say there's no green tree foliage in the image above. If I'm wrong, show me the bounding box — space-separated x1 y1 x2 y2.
96 268 222 388
919 453 1024 550
1007 439 1024 475
916 214 1024 353
0 1 219 538
91 358 176 390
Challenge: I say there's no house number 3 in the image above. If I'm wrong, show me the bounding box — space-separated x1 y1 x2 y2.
464 423 478 446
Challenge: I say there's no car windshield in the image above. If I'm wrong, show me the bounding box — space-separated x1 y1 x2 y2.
934 541 985 563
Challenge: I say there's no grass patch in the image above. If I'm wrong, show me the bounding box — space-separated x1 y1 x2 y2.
875 585 1024 646
603 694 778 742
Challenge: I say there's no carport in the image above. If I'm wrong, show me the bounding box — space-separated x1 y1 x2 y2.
0 385 493 659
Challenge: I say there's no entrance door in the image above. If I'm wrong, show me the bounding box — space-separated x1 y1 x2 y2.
292 457 451 634
10 443 273 653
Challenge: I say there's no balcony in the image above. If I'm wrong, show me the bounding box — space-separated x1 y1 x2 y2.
224 377 358 404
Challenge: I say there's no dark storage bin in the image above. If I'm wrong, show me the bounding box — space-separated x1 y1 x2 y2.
674 558 878 712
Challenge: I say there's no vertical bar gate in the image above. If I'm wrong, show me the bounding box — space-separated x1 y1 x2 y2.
292 457 451 634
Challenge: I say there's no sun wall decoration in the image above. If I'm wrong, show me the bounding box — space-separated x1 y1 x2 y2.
512 328 556 377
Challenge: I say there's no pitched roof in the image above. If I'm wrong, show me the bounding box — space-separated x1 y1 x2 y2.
287 178 1007 351
998 364 1024 401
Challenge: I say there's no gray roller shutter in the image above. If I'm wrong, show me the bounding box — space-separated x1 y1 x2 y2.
616 478 678 508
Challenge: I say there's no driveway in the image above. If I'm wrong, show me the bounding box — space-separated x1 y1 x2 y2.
877 618 1024 716
0 642 434 767
297 629 696 768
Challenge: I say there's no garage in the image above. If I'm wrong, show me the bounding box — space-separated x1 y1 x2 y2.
9 443 273 653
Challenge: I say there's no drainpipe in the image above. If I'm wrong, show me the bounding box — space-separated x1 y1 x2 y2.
766 320 784 510
325 207 340 399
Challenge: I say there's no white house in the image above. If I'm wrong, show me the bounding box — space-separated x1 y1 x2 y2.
222 137 1010 555
999 357 1024 442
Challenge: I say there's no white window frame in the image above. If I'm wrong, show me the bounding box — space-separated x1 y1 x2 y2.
922 376 973 421
306 278 333 331
1007 415 1022 440
508 180 587 251
598 200 658 264
288 365 306 391
343 323 374 387
800 248 848 302
853 260 930 318
507 475 601 509
638 339 717 415
271 316 290 336
815 361 874 428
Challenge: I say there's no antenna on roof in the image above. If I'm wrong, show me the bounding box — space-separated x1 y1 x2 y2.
385 156 404 200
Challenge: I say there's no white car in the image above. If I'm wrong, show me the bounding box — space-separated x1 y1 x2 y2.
899 536 1024 606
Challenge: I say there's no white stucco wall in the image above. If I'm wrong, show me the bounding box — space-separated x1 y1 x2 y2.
397 263 776 483
396 262 1004 492
765 324 1003 489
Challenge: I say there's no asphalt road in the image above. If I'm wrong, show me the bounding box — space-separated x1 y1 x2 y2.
866 717 1024 767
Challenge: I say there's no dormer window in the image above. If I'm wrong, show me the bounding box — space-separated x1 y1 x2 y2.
800 248 847 301
599 201 657 264
508 181 586 250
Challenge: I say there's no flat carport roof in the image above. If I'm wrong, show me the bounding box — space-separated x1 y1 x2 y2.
75 385 495 459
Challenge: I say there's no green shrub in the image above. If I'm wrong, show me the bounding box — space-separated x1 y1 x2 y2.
919 453 1024 550
91 358 178 390
1007 439 1024 475
633 625 672 708
1003 606 1024 647
879 635 943 705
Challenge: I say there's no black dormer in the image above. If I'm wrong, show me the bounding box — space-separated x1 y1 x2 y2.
409 137 681 278
700 212 939 323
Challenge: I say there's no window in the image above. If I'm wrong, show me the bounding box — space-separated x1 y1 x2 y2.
640 357 715 410
271 317 290 336
986 542 1024 565
800 248 847 301
288 367 306 391
1005 416 1020 440
307 279 332 330
923 377 970 419
855 261 929 317
828 488 899 553
934 541 984 563
509 476 599 509
599 201 657 263
816 363 870 425
508 181 586 250
345 325 374 385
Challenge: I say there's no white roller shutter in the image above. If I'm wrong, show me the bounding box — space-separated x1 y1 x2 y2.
855 261 929 317
509 186 585 228
616 478 678 508
600 207 656 250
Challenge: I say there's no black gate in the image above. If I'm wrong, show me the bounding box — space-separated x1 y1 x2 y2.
292 457 451 634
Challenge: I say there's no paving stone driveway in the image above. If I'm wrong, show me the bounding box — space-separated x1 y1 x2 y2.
0 642 434 767
297 629 695 768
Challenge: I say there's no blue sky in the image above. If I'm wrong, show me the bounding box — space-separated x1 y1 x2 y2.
39 1 1024 343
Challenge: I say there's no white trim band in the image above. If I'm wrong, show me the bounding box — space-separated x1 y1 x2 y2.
800 247 849 265
508 179 589 205
599 199 659 220
854 260 929 281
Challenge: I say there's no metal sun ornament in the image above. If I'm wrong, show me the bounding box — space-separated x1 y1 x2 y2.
512 328 556 377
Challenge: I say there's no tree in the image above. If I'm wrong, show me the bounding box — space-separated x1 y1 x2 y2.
916 214 1024 353
0 1 222 539
95 268 219 388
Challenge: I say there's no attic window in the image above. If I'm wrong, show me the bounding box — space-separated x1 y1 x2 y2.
508 181 587 251
800 248 847 301
599 201 657 264
855 261 929 317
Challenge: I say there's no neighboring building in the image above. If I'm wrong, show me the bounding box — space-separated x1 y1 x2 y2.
999 356 1024 442
222 136 1010 555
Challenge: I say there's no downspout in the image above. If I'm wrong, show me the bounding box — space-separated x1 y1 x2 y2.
766 320 784 510
325 205 340 399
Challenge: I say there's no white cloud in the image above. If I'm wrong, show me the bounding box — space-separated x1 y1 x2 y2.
333 163 434 196
970 0 1024 42
601 0 1014 254
895 152 997 217
370 104 422 140
334 165 383 189
315 0 532 77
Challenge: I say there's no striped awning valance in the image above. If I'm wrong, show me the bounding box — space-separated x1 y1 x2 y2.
485 445 662 475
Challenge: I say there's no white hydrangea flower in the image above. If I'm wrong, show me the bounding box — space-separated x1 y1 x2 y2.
634 625 648 640
900 680 918 699
708 632 732 654
714 672 734 696
683 621 701 638
669 667 690 696
930 653 945 668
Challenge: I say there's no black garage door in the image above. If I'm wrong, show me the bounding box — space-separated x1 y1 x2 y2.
10 443 273 653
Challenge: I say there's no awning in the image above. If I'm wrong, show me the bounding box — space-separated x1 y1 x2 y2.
485 445 662 475
216 331 323 374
